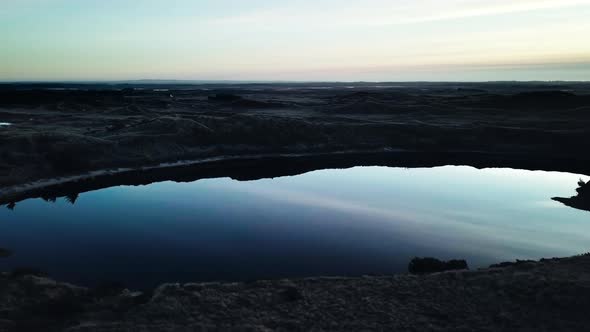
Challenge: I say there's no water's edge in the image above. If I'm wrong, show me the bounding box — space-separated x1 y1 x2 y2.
2 253 590 330
2 149 589 206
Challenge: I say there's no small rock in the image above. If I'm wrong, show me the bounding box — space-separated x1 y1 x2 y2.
279 286 303 302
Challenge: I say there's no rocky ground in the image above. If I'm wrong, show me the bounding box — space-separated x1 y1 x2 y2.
1 254 590 331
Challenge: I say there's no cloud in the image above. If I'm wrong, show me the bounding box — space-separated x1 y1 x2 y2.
380 0 590 25
205 0 590 27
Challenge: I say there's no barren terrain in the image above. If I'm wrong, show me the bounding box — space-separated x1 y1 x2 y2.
1 81 590 205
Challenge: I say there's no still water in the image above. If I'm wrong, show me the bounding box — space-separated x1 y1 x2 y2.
0 166 588 288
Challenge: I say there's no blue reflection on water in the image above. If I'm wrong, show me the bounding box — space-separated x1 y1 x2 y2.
0 166 588 288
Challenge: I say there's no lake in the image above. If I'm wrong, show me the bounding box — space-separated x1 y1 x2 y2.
0 166 588 289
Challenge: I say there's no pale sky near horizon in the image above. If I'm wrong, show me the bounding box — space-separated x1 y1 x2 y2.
1 0 590 81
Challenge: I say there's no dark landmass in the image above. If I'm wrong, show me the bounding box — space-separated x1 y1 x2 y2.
1 81 590 205
408 257 469 274
1 254 590 331
553 179 590 212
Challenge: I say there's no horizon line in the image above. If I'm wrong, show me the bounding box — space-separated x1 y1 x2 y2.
1 79 589 85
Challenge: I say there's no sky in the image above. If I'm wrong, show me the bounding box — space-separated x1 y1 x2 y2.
1 0 590 81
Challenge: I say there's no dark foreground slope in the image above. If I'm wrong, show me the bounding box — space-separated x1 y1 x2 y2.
1 82 590 193
2 254 590 331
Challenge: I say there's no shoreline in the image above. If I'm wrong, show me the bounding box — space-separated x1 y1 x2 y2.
2 84 590 206
2 253 590 331
0 149 391 198
2 148 589 207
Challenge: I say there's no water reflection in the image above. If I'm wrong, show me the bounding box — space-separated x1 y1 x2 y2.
0 166 589 288
4 193 80 210
42 196 57 203
65 193 79 205
41 194 80 205
553 179 590 212
8 167 588 216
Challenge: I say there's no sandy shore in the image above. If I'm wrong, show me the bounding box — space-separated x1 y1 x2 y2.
1 254 590 331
